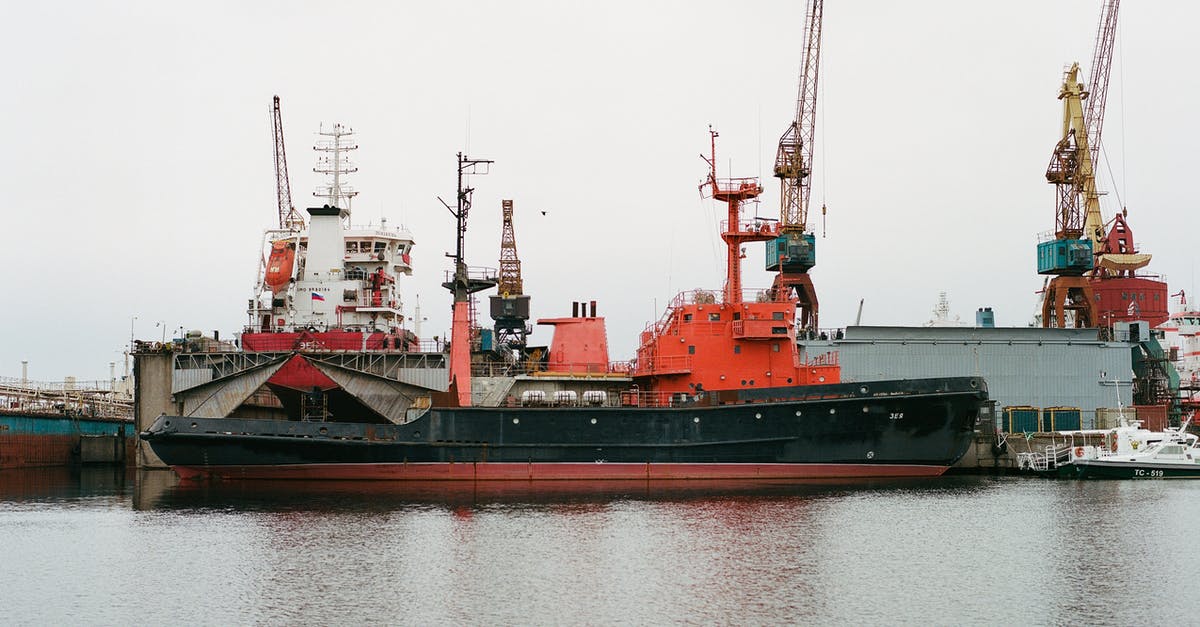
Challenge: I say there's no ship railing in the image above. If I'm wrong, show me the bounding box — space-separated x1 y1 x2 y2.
719 218 778 237
473 361 632 378
227 332 441 354
798 328 847 341
629 354 692 376
708 176 762 196
802 351 839 367
641 288 794 337
505 390 680 409
442 266 499 285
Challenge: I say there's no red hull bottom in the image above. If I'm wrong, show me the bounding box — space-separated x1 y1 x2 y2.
173 462 949 482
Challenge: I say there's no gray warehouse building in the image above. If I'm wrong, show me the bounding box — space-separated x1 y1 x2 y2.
801 326 1138 430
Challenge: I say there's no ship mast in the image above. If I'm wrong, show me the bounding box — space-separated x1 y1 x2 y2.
313 124 358 220
700 127 774 305
439 153 497 406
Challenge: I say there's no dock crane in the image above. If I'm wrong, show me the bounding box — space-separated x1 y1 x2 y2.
1039 0 1119 328
271 95 305 231
767 0 824 334
490 199 532 350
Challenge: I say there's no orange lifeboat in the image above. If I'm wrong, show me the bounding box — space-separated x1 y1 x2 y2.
265 240 295 293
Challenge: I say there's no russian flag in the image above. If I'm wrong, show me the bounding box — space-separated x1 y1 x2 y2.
311 292 326 302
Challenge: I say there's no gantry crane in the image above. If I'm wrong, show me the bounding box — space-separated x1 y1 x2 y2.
271 95 305 231
1039 0 1119 328
767 0 824 333
490 199 532 350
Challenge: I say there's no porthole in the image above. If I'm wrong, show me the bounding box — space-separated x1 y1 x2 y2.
590 418 597 425
693 417 700 423
862 406 869 413
512 418 520 425
860 386 868 394
190 422 197 429
319 427 328 435
795 410 802 417
755 413 762 419
829 408 836 415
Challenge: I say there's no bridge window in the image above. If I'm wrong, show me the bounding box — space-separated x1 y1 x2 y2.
683 314 693 322
708 313 720 321
733 345 741 354
772 311 785 321
688 345 696 355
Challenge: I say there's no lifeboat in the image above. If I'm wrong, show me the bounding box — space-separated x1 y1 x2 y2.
265 240 296 293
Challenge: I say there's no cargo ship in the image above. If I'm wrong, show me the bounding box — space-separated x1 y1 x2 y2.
138 122 990 481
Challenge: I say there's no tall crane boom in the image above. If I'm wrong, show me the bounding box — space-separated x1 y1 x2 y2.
271 95 304 231
497 199 523 296
774 0 823 234
1085 0 1119 180
767 0 823 333
1038 0 1119 328
490 199 532 350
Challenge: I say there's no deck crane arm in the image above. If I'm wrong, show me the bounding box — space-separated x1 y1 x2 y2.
272 95 304 231
767 0 823 332
774 0 823 238
1078 0 1120 251
1038 0 1120 328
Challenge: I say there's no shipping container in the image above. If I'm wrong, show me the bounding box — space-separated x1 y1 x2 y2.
1095 407 1137 430
1132 404 1168 432
1042 406 1081 431
1004 406 1039 433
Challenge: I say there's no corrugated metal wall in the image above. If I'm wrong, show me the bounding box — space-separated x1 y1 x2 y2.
806 326 1136 429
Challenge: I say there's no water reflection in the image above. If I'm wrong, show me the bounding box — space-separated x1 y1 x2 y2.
7 470 1198 625
132 470 984 512
0 466 131 503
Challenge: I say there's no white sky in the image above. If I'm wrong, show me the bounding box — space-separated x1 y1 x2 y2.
2 0 1197 381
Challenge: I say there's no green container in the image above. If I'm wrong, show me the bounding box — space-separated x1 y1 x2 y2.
1042 407 1081 431
1004 406 1040 433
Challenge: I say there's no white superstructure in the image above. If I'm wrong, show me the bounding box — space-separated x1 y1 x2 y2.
247 124 416 340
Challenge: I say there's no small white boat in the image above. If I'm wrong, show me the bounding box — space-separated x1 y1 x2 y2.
1064 412 1200 479
1015 411 1199 478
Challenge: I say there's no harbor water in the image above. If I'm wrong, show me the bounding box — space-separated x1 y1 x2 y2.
2 468 1198 625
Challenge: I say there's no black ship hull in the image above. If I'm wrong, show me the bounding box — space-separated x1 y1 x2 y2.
141 377 988 481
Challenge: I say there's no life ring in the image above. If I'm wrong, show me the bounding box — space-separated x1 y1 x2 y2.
1074 447 1084 458
1111 433 1118 452
151 342 162 351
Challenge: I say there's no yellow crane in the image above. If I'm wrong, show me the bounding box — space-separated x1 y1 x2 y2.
768 0 824 333
1039 0 1119 328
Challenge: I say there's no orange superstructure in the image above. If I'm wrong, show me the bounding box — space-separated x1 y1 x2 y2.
632 289 838 395
623 129 839 396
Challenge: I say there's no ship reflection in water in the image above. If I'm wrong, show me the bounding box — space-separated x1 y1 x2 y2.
3 469 1200 625
132 470 964 511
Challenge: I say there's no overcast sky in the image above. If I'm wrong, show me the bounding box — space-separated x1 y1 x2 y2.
2 0 1197 381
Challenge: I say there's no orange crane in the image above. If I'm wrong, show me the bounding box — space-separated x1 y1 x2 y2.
767 0 824 333
1038 0 1118 328
490 199 532 349
271 95 304 231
